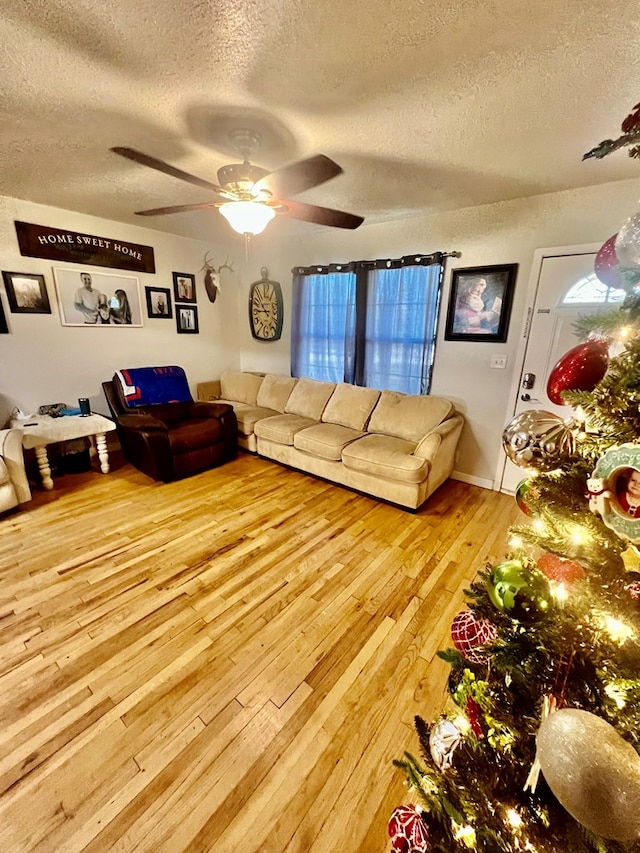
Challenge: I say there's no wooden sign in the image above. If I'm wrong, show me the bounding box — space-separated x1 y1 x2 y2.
14 221 156 274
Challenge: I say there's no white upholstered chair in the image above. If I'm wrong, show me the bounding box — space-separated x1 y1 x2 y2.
0 429 31 512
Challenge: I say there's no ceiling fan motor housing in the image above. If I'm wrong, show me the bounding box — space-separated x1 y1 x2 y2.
217 162 270 198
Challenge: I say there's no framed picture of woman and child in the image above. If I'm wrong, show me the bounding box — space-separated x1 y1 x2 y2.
53 268 143 327
444 264 518 343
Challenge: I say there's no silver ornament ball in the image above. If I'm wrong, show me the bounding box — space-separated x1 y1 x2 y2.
615 212 640 270
502 410 574 471
429 718 463 771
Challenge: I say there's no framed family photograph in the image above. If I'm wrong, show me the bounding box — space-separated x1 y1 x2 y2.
2 271 51 314
444 264 518 343
173 272 196 304
145 286 173 319
176 304 199 334
589 444 640 544
53 268 143 327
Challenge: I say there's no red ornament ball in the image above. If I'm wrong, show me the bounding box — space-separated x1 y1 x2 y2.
546 338 609 405
451 610 497 664
625 581 640 602
594 234 621 288
388 805 430 853
466 696 484 739
515 478 534 516
537 552 586 586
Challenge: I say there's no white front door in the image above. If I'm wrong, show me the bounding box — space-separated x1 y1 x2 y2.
499 248 607 494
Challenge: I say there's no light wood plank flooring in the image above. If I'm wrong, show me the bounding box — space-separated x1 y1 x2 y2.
0 453 519 852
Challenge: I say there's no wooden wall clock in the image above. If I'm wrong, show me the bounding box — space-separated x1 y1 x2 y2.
248 267 283 341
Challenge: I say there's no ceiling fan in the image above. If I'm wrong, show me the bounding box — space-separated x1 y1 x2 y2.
110 129 364 236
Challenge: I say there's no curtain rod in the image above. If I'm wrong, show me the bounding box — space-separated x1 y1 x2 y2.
292 250 461 276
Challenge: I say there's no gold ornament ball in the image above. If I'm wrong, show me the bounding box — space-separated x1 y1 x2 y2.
537 708 640 841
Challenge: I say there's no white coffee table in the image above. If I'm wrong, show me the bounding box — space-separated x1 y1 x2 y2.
11 413 116 490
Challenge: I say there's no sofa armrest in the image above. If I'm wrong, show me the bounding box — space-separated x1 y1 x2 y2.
414 414 465 463
0 429 31 503
196 380 222 401
413 413 464 494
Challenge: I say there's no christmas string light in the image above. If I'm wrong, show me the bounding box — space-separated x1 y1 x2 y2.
452 822 477 848
594 611 636 644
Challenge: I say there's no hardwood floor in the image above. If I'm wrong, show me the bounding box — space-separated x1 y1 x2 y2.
0 453 520 852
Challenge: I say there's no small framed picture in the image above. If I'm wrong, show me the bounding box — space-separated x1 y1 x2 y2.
0 296 8 333
2 271 51 314
173 272 196 304
145 286 173 319
444 264 518 343
176 304 199 334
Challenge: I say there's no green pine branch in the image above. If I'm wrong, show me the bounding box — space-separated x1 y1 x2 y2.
393 331 640 851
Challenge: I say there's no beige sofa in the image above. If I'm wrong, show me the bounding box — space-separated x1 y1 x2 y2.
197 371 463 510
0 429 31 512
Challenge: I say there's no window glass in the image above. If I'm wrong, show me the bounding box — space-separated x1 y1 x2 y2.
291 271 356 383
364 265 441 394
562 273 626 305
291 259 443 394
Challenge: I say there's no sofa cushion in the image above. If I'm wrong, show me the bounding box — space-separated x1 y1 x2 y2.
220 370 263 405
367 391 454 443
256 374 297 413
285 378 335 420
255 413 317 445
342 434 429 484
168 418 225 453
321 383 380 431
293 423 364 461
232 405 280 436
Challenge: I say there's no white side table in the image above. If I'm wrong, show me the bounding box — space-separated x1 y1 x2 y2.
10 413 117 490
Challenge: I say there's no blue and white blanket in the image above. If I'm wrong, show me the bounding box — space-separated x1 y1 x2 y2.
116 366 193 407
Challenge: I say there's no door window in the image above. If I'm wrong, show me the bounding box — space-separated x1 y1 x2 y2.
561 272 625 305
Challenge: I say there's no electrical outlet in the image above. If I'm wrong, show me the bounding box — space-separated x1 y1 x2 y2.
490 354 508 369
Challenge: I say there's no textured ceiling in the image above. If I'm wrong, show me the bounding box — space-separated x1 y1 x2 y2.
1 0 639 241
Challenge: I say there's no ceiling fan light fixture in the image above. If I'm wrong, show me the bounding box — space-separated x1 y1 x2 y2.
219 201 276 235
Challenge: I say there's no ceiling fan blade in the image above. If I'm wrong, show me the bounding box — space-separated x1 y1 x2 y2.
281 199 364 230
135 202 220 216
255 155 343 199
111 147 226 195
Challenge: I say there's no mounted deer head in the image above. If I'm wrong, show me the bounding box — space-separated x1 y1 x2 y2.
201 252 234 303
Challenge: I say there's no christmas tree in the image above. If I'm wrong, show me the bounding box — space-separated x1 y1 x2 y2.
389 105 640 852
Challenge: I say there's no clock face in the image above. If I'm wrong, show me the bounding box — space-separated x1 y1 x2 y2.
249 280 283 341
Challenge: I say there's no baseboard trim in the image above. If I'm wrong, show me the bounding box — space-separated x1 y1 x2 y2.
451 471 494 491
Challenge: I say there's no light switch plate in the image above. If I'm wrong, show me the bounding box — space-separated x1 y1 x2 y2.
490 354 508 369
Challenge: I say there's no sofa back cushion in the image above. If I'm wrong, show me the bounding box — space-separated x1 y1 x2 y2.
321 383 380 431
220 370 263 405
256 374 297 413
285 378 336 420
367 391 454 443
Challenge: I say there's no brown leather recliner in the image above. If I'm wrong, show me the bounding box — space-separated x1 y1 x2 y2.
102 374 237 482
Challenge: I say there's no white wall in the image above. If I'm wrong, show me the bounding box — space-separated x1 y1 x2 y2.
4 180 638 486
257 178 640 487
0 196 243 424
232 241 296 377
